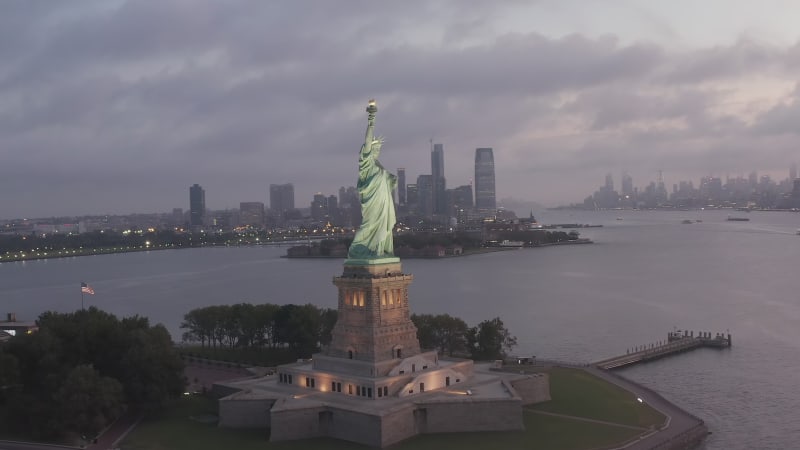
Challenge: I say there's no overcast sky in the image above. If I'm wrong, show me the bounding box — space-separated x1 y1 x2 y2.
2 0 800 219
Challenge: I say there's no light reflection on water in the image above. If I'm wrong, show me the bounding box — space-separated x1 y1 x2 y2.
2 209 799 449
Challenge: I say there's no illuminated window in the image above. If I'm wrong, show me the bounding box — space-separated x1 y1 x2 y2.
358 291 365 307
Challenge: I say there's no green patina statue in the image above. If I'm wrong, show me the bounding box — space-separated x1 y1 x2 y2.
347 100 398 261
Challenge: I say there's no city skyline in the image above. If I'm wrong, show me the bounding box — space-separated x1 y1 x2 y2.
3 1 800 219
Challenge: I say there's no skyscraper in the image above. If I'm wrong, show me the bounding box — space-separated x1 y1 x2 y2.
431 143 446 214
446 185 474 216
270 183 295 215
791 162 798 181
189 184 205 227
397 168 406 205
621 171 634 197
239 202 265 227
311 193 328 221
416 174 433 217
474 148 496 212
405 184 418 211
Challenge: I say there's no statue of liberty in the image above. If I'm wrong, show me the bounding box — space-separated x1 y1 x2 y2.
347 100 398 261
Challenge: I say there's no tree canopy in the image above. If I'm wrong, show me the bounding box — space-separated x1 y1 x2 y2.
181 303 337 358
0 307 185 440
467 317 518 360
411 313 517 360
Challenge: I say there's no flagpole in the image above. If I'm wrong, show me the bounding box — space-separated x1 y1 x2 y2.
82 291 84 310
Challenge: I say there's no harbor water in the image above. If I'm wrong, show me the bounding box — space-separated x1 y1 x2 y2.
2 209 799 449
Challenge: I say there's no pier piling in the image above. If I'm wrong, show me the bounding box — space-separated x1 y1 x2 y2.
594 330 732 370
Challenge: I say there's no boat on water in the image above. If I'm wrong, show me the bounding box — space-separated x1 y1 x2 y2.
727 216 750 221
796 229 800 235
499 240 524 248
681 219 694 224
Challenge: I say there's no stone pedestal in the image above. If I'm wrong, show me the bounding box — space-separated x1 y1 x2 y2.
314 260 421 376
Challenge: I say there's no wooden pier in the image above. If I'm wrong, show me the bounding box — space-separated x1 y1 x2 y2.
593 330 732 370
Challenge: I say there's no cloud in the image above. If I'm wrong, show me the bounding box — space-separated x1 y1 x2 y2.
1 1 799 218
752 83 800 135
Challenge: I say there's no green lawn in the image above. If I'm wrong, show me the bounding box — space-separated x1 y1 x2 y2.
393 412 640 450
180 346 298 367
530 367 666 428
121 393 645 450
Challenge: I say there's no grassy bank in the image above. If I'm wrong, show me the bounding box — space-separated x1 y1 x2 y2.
122 395 642 450
121 366 662 450
530 367 666 428
180 346 298 368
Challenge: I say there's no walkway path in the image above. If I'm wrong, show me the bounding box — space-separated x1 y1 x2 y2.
526 409 649 431
584 367 707 450
88 412 142 450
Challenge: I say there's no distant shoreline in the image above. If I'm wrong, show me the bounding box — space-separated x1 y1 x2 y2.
0 236 596 264
283 239 594 259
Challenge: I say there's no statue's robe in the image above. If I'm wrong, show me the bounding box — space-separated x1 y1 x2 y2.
348 122 396 259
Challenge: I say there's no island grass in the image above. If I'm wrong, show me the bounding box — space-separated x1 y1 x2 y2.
392 413 639 450
180 345 298 367
121 394 644 450
530 367 666 428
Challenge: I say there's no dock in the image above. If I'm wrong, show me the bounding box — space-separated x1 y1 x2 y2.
593 330 731 370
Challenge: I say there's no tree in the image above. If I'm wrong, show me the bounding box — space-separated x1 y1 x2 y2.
0 351 20 397
1 307 185 439
55 365 124 439
412 313 469 356
274 304 322 356
117 320 186 411
467 317 517 360
437 314 469 356
319 308 338 347
411 314 437 350
253 303 280 348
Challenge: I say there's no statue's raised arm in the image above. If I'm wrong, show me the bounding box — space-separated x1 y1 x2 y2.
347 100 398 262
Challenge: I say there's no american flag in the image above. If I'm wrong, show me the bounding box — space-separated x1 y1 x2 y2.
81 282 95 295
